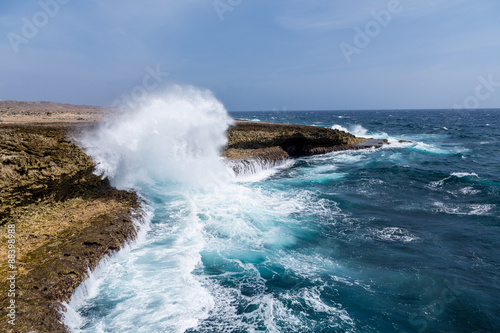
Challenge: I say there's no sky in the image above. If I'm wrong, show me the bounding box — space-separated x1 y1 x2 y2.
1 0 500 111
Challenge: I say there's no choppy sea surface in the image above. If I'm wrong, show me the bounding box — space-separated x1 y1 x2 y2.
64 92 500 332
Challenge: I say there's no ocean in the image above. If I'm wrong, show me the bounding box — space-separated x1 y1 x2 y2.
63 89 499 332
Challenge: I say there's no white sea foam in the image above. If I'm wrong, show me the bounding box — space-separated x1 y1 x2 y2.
67 95 482 331
331 123 391 139
181 185 349 331
429 172 480 188
227 158 294 182
458 187 481 195
331 124 370 137
68 87 357 332
331 123 464 156
67 86 236 332
78 85 233 190
331 124 350 133
312 151 365 165
281 163 346 184
63 206 153 331
433 202 494 216
65 193 220 332
371 227 418 243
199 278 356 332
451 172 479 178
412 142 451 154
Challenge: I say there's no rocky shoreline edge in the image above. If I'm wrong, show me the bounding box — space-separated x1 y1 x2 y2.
223 120 389 172
0 102 395 332
0 122 146 333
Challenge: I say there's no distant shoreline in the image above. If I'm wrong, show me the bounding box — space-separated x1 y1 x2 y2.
0 100 108 124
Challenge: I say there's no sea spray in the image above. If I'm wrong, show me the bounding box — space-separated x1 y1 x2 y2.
67 86 235 331
69 85 313 331
67 87 345 332
79 85 234 189
332 124 369 137
331 123 392 139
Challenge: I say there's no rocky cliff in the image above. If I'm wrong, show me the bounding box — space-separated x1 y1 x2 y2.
223 120 385 169
0 123 143 333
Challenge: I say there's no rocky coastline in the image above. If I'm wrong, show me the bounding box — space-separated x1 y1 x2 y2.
222 120 387 171
0 122 144 333
0 102 388 332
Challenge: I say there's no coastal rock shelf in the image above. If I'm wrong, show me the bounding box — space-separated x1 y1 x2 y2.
0 123 143 333
223 120 387 171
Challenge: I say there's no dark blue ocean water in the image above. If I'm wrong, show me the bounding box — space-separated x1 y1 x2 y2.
68 109 500 332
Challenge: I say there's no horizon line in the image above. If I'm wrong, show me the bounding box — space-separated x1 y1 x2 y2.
1 100 499 112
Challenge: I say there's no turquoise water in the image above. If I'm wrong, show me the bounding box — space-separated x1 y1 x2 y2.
66 103 500 332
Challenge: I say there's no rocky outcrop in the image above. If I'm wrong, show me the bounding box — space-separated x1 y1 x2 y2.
227 120 367 156
223 146 289 164
223 121 387 171
0 123 143 333
1 125 97 222
223 146 290 175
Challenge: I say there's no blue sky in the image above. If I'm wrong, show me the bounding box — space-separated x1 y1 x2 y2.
1 0 500 110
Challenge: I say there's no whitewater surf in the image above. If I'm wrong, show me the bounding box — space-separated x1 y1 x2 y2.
64 91 500 332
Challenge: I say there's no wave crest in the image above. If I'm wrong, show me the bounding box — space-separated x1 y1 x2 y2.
78 85 233 189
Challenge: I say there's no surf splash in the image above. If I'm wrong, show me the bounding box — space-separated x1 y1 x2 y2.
79 85 234 189
66 86 317 332
66 86 236 331
332 124 369 137
64 108 500 332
